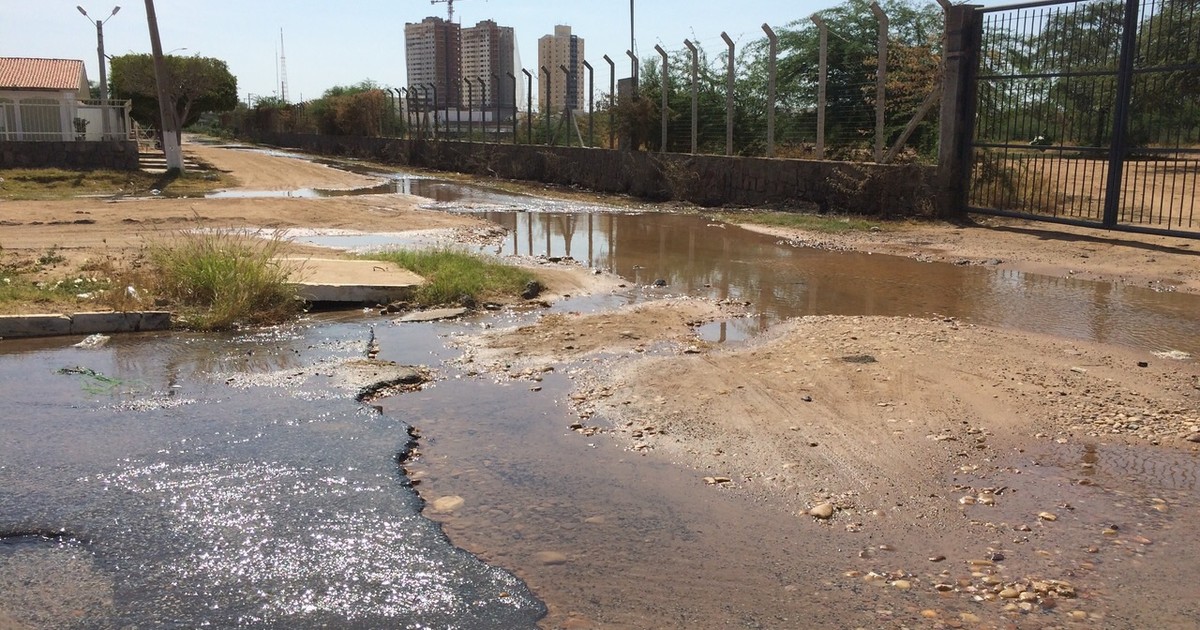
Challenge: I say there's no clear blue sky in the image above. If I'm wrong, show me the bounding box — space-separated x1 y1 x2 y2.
5 0 842 104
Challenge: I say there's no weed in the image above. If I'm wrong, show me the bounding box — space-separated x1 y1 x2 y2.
147 230 303 331
718 211 884 233
363 248 535 307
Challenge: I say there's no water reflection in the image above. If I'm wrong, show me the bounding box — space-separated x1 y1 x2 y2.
473 209 1200 355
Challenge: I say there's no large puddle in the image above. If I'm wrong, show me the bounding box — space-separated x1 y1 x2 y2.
284 168 1200 357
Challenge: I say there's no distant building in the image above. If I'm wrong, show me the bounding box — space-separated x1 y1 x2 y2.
537 25 585 112
404 17 461 109
461 20 515 112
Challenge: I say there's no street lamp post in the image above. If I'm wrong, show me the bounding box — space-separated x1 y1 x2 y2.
77 5 120 139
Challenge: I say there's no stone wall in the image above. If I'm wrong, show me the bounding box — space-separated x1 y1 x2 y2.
0 140 141 170
250 133 936 216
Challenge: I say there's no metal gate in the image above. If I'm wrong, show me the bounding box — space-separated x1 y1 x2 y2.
967 0 1200 237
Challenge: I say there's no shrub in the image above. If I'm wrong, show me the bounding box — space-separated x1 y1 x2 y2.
147 230 302 330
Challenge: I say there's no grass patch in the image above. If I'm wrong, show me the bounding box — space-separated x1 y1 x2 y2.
715 211 884 233
147 230 303 331
0 167 228 200
363 248 536 307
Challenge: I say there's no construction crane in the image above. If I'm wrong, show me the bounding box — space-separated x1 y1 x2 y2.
431 0 460 22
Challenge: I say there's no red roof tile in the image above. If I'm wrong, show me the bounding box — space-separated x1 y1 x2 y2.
0 58 86 91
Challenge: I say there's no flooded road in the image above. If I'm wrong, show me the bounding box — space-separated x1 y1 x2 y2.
4 152 1199 628
0 325 543 628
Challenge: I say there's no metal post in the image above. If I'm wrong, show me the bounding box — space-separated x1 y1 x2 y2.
400 87 410 139
812 15 827 159
762 24 778 158
492 73 501 142
936 4 981 219
475 76 486 140
583 60 594 147
721 32 735 157
143 0 183 170
522 68 533 144
429 84 439 140
684 39 698 155
540 65 551 145
559 64 572 146
464 79 473 141
626 50 639 98
603 54 615 148
507 71 517 143
655 44 668 153
871 1 889 163
1102 0 1141 227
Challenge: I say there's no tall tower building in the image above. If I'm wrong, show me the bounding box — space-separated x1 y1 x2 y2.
404 16 461 109
537 25 585 112
461 20 515 111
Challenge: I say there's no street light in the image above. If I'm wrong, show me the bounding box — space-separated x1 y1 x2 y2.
77 5 120 138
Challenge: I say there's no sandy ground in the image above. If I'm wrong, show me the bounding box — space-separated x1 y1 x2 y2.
4 141 1200 627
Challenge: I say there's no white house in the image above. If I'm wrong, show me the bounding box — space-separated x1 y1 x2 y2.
0 57 129 141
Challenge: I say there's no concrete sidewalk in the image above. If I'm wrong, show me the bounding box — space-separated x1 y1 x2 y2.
283 258 425 304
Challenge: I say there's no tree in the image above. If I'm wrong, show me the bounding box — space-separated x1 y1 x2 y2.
110 53 238 144
772 0 944 156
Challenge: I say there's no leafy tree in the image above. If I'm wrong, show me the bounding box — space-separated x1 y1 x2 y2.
110 53 238 144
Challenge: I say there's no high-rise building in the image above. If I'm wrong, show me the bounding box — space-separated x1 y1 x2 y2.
537 25 585 112
461 20 515 111
404 16 461 109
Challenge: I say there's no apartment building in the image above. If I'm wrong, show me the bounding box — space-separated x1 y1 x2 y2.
461 20 516 111
404 16 461 109
537 25 585 112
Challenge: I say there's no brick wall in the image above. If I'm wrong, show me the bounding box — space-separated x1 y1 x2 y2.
0 141 141 170
250 133 935 216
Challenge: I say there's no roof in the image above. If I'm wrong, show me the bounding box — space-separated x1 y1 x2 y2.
0 58 86 91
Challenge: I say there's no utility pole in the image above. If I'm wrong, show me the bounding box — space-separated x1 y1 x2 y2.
143 0 183 171
77 5 120 139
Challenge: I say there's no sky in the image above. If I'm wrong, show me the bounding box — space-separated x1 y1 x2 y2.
5 0 843 105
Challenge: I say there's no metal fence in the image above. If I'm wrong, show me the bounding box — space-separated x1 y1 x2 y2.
0 98 132 142
263 1 947 165
967 0 1200 236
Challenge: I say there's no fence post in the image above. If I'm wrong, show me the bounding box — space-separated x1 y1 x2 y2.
762 24 778 158
583 60 595 147
655 44 669 153
541 66 551 145
465 79 474 142
721 32 735 157
507 72 517 143
870 1 888 163
812 15 827 160
559 64 573 147
522 69 533 144
936 4 981 219
603 55 616 148
1102 0 1141 228
683 39 698 155
492 73 501 142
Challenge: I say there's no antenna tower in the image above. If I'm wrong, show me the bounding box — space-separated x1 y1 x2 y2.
279 28 290 103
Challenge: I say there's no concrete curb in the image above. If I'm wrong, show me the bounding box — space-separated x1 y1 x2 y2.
0 311 172 340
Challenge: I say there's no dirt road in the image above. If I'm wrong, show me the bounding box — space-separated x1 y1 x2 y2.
3 141 1199 628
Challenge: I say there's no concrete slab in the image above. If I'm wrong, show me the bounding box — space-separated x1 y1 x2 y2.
281 258 425 304
0 311 172 339
0 314 72 338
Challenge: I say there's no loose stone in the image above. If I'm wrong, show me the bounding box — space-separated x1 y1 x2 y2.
1038 511 1058 521
809 502 836 519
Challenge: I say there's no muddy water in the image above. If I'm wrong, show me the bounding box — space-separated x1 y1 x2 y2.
0 324 543 628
